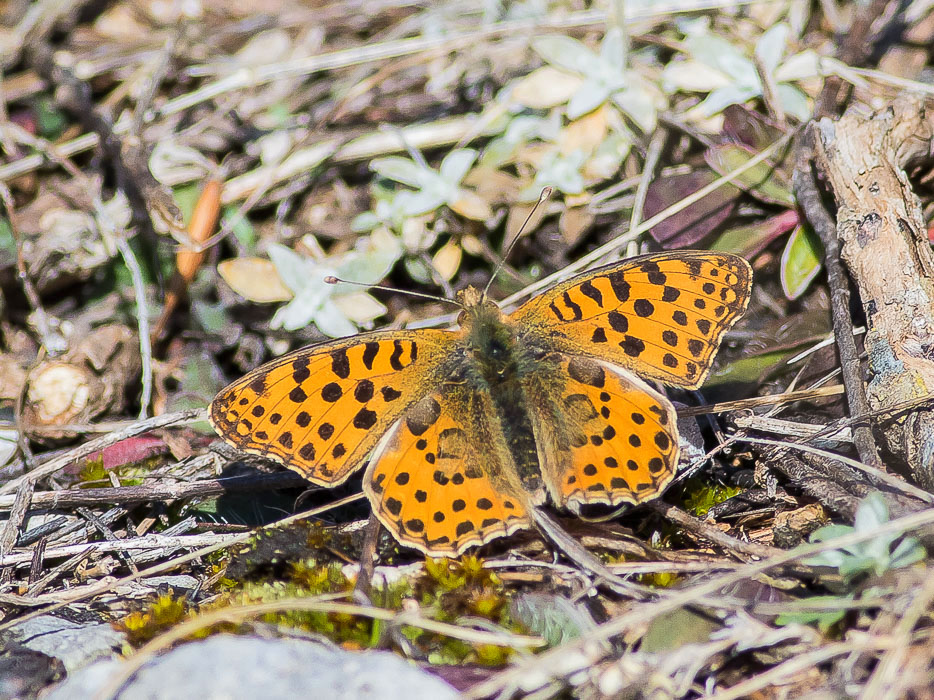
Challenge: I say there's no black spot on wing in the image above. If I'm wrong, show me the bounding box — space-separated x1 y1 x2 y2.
354 380 374 402
381 386 402 401
608 311 628 333
362 341 379 370
389 341 405 370
633 299 654 317
607 271 631 302
562 291 583 321
579 280 603 306
331 349 351 379
662 286 680 302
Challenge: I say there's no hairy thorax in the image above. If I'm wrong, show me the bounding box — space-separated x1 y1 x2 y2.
455 289 547 494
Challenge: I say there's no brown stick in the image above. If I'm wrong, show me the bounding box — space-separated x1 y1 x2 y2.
0 471 307 511
793 145 883 469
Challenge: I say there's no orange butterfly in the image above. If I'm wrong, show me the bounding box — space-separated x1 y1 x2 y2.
210 251 752 556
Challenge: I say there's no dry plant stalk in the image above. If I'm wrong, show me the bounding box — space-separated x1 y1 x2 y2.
809 95 934 488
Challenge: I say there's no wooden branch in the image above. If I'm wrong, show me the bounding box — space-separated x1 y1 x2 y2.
807 95 934 490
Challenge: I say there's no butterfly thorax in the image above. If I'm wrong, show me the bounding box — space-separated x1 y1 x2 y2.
455 287 544 496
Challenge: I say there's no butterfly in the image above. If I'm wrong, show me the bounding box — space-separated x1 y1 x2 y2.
210 251 752 556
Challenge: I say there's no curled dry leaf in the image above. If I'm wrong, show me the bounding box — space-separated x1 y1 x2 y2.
177 180 222 283
0 354 28 402
17 177 124 293
431 238 462 281
24 324 141 438
153 179 223 342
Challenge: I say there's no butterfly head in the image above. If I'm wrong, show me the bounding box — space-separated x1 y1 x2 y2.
455 286 517 374
455 286 503 325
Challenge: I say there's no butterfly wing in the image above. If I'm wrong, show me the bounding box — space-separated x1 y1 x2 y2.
523 354 678 511
209 330 458 485
364 386 532 556
510 251 752 389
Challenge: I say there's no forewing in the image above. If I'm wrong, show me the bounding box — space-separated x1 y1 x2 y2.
525 355 678 511
510 251 752 389
209 330 456 485
363 390 531 556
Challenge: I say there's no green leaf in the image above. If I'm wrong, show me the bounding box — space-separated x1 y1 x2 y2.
35 97 68 139
267 243 314 295
510 593 596 647
396 189 445 217
312 300 359 338
600 27 626 71
439 149 478 184
755 24 789 74
779 225 822 300
776 83 811 121
0 429 17 469
801 493 925 584
854 492 888 532
523 150 586 198
271 279 331 331
704 143 795 207
335 235 402 288
696 84 760 117
775 596 849 633
190 299 229 335
370 157 428 188
532 35 603 77
0 217 15 266
223 206 256 252
709 210 799 258
684 31 758 87
568 82 611 119
611 81 658 133
351 211 381 233
703 348 797 386
172 183 201 222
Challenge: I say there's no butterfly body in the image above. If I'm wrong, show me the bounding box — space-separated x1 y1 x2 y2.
211 251 753 556
454 287 549 499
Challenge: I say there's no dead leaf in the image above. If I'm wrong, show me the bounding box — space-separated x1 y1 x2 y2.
511 67 582 109
558 206 594 247
217 258 293 303
560 106 608 155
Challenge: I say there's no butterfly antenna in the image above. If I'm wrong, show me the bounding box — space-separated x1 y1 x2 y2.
483 187 553 298
324 276 465 310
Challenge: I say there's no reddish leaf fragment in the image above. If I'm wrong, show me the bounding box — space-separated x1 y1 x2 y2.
91 436 169 471
644 171 740 249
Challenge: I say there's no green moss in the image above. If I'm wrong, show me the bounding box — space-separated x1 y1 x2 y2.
680 477 743 518
117 593 190 645
76 454 154 489
148 529 523 666
638 571 682 588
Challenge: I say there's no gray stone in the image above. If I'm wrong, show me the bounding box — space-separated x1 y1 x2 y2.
43 634 457 700
7 614 125 672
